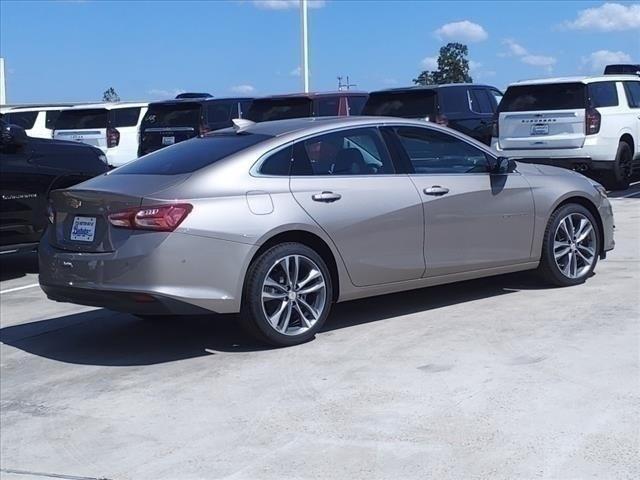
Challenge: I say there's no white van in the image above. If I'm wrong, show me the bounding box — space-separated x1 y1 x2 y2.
53 102 148 167
2 105 75 139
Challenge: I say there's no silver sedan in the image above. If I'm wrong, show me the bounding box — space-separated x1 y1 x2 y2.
39 117 615 346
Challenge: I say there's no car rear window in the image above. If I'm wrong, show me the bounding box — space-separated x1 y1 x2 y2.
142 103 202 128
245 98 313 122
55 109 108 129
5 111 38 129
499 83 586 112
110 107 142 127
362 91 437 118
112 133 273 175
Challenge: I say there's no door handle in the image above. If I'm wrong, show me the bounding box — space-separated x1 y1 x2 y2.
423 186 450 196
312 191 342 203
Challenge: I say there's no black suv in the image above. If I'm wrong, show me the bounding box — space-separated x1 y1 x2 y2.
362 84 503 145
138 96 254 156
0 117 109 254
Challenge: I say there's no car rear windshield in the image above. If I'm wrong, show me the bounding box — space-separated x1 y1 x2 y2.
499 83 586 112
55 109 109 129
5 111 38 129
112 133 273 175
362 91 437 118
245 98 313 122
141 103 202 128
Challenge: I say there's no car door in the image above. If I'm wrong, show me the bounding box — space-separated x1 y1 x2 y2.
386 125 535 277
289 126 425 286
468 88 497 145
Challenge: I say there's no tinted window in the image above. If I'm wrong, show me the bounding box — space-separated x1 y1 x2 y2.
438 88 469 114
362 91 437 118
500 83 586 112
347 96 367 115
4 111 38 129
45 110 62 129
207 102 234 123
55 109 108 129
394 127 489 174
239 101 253 118
260 145 292 175
292 127 394 176
315 97 339 116
246 98 313 122
142 103 202 128
490 89 503 109
623 81 640 108
110 107 141 127
470 89 494 114
113 133 272 175
588 82 618 108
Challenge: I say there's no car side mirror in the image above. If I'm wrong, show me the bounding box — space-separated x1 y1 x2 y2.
0 124 28 146
488 156 514 174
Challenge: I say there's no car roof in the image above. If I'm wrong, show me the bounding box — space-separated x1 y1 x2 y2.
254 91 368 100
509 75 640 86
370 83 496 94
4 103 80 112
61 102 149 111
148 97 253 107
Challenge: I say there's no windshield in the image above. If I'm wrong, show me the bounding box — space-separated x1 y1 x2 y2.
500 83 586 112
112 133 273 175
362 91 437 118
55 109 108 129
246 98 313 122
142 103 202 128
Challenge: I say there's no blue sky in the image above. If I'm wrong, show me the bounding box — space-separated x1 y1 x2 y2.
1 0 638 103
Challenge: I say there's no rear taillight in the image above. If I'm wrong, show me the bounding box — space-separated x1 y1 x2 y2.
108 204 192 231
585 107 601 135
107 127 120 148
492 113 499 137
435 114 449 127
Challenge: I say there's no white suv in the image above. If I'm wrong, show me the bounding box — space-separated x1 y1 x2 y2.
53 102 148 167
1 105 75 139
492 75 640 190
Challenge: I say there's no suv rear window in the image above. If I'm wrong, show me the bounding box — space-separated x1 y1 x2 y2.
500 83 586 112
245 98 313 122
110 107 142 127
362 91 437 118
5 111 38 129
142 103 202 128
112 133 272 175
55 109 108 129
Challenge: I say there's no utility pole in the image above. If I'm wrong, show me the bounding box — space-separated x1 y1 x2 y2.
300 0 310 93
337 75 357 91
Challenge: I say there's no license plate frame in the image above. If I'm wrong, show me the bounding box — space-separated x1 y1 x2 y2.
162 136 175 146
70 216 97 242
531 124 549 136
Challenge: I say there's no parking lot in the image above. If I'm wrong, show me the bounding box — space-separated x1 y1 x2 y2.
0 184 638 480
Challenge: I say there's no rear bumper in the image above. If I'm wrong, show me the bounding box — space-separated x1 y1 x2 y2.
492 137 617 165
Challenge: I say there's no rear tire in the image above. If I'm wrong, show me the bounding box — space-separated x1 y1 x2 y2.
537 203 600 287
240 242 333 347
600 142 632 191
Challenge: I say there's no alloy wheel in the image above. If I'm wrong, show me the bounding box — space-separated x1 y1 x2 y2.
553 213 597 279
261 254 327 336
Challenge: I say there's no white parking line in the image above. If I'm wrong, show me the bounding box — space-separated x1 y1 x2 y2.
0 283 41 295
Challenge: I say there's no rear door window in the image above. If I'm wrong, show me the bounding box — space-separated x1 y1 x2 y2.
500 83 586 112
346 96 367 115
110 107 142 127
623 81 640 108
55 109 109 129
315 97 339 116
5 111 38 129
362 91 437 118
45 110 62 129
113 133 272 175
470 89 494 114
142 103 202 128
246 98 314 122
206 102 234 123
588 82 619 107
438 88 469 114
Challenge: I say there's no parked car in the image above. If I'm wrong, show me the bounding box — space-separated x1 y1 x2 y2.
53 102 148 167
138 97 253 156
2 104 76 139
39 116 614 347
492 75 640 190
604 64 640 76
362 84 503 145
245 91 368 122
0 117 109 255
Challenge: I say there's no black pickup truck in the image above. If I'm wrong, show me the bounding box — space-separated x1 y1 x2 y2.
0 117 109 254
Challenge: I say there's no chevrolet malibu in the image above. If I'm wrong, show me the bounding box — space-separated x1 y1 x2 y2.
39 117 615 346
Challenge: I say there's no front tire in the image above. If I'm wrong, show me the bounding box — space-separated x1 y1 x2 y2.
537 203 600 287
241 243 333 347
601 142 632 191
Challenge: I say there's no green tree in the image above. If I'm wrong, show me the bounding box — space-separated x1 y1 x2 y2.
102 87 120 102
413 43 473 86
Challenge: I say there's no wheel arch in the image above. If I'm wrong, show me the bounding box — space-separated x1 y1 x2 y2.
619 133 635 157
552 196 605 257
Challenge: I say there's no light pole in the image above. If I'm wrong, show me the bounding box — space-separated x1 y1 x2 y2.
300 0 310 93
0 58 6 105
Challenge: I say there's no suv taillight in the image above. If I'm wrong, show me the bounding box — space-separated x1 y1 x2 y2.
585 108 601 135
108 204 192 231
492 113 499 138
107 127 120 148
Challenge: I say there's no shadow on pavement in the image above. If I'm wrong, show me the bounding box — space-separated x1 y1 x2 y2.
0 251 38 282
607 181 640 199
0 271 551 366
